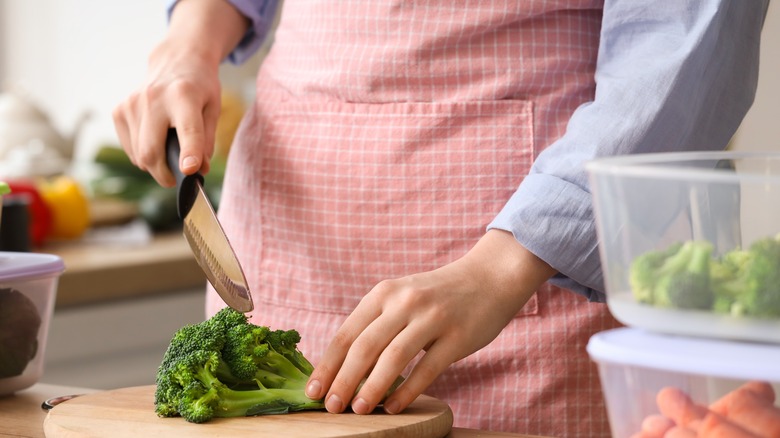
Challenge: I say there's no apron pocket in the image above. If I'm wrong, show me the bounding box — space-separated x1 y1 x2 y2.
252 98 537 315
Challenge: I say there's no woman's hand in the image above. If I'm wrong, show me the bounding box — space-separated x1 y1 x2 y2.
112 0 248 187
306 229 557 415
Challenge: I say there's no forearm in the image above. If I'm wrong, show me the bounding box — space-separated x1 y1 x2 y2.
164 0 250 67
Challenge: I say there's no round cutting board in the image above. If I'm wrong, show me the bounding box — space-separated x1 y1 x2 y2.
43 385 453 438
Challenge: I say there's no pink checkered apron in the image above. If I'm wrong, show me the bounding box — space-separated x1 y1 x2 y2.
209 1 622 435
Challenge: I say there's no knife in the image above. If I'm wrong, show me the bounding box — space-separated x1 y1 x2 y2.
165 128 254 313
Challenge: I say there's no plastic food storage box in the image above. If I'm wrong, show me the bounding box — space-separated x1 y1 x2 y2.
586 151 780 343
588 327 780 438
0 252 64 395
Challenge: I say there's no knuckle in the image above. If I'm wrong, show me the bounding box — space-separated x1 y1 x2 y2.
329 375 356 395
329 329 354 352
139 85 164 106
411 360 440 385
176 122 204 138
136 147 158 168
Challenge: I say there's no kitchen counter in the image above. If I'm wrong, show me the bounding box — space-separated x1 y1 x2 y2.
41 229 206 308
0 383 543 438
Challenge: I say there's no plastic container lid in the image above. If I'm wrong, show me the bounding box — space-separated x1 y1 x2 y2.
587 327 780 382
0 252 65 282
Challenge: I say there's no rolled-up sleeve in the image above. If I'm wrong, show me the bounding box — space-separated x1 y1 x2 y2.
168 0 280 64
488 0 769 302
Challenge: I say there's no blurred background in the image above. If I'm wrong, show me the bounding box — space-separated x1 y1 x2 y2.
0 0 269 391
0 1 776 390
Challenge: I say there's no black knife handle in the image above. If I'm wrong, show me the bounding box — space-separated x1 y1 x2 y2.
165 128 205 219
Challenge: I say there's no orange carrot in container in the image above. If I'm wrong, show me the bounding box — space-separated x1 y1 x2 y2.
713 387 780 437
710 380 776 416
630 414 675 438
697 411 762 438
657 386 709 427
644 414 675 437
661 426 697 438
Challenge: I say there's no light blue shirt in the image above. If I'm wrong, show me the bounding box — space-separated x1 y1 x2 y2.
190 0 769 302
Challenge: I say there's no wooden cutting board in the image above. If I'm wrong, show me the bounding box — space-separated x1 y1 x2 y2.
43 385 453 438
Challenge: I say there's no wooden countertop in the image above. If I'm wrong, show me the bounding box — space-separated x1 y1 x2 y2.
0 384 541 438
40 229 207 308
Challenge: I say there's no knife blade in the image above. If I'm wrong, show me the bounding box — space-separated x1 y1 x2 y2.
165 128 254 313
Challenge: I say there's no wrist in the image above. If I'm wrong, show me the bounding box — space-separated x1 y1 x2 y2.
465 229 557 304
166 0 250 65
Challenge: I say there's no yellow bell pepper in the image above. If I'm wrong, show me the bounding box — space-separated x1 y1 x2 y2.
37 176 90 239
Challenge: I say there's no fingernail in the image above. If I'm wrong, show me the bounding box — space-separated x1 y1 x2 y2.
351 397 370 415
306 380 322 398
384 399 400 415
326 394 344 413
182 156 199 170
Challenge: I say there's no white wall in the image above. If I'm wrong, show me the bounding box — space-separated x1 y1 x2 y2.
0 1 777 163
732 1 780 151
1 1 166 161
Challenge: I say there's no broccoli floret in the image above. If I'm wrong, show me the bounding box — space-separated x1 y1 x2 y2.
713 235 780 318
155 308 325 423
741 236 780 317
629 242 683 304
221 324 312 390
629 241 714 309
653 241 715 310
0 288 41 378
710 248 750 314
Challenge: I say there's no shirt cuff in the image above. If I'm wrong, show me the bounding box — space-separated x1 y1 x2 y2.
167 0 277 65
223 0 277 64
488 173 606 302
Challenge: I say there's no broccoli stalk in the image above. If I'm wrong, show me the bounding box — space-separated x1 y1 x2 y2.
155 308 325 423
221 324 312 390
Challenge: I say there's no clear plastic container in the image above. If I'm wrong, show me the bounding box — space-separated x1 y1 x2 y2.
586 151 780 343
588 327 780 438
0 252 64 395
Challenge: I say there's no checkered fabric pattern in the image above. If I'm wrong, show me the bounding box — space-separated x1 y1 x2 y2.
209 1 621 435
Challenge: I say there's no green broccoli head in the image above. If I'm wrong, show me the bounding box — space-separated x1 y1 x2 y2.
629 242 683 304
738 235 780 317
0 288 42 379
154 308 326 423
654 241 715 310
629 241 714 309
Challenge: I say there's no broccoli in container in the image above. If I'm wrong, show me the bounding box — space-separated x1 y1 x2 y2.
628 234 780 318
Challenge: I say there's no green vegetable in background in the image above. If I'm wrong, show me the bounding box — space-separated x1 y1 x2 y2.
155 308 326 423
629 234 780 317
0 288 41 378
0 182 9 195
138 186 179 232
92 145 226 231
